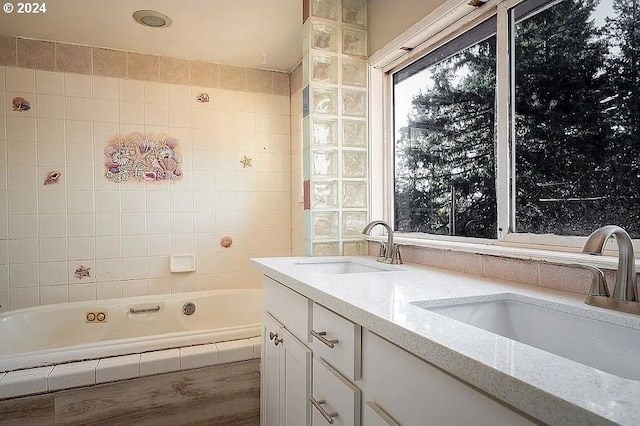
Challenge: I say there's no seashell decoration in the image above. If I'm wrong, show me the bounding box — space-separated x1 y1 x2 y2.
196 93 210 103
43 171 61 186
74 265 91 280
12 97 31 112
104 132 182 183
220 236 233 248
240 155 253 168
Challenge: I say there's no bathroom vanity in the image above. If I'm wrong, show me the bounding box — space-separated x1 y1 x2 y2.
252 256 640 425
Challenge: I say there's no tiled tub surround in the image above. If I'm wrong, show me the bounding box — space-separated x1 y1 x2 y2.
0 57 292 311
252 256 640 425
0 289 260 401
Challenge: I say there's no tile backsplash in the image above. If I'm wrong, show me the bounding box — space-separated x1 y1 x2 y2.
0 43 292 311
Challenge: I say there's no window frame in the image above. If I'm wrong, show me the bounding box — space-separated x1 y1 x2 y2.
369 0 640 255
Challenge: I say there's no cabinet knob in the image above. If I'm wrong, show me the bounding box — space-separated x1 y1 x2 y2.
310 397 338 424
273 336 283 346
269 331 277 341
311 330 339 349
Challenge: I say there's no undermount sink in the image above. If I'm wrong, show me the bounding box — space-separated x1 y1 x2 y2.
412 294 640 380
292 260 393 274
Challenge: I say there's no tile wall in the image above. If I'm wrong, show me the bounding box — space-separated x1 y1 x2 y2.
0 39 292 311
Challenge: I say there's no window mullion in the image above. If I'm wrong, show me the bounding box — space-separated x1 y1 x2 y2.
495 3 511 240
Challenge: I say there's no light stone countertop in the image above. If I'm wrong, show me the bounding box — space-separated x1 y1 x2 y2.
251 255 640 426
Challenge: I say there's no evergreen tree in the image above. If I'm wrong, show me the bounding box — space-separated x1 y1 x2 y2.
395 35 497 238
514 0 611 236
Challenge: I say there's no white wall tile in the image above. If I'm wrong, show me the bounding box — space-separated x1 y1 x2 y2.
119 102 144 124
147 277 170 295
36 95 64 120
96 258 122 282
39 261 69 286
6 67 35 92
144 81 168 104
65 74 92 98
7 116 36 141
92 76 119 100
10 286 39 309
39 237 67 262
213 89 234 110
168 84 190 106
147 235 170 256
67 214 95 237
96 191 121 214
96 354 140 384
146 213 169 235
8 214 37 239
36 118 65 143
97 281 122 299
140 349 180 376
49 360 98 390
170 213 193 234
217 339 254 364
69 236 95 261
96 213 120 236
121 213 146 236
68 282 96 301
38 214 67 238
95 235 121 259
9 263 39 287
122 235 146 258
144 104 168 126
122 279 147 297
122 257 147 280
40 285 69 304
65 97 93 121
147 256 169 278
0 366 52 399
180 344 218 370
37 143 66 166
93 99 119 123
168 105 191 127
9 239 38 263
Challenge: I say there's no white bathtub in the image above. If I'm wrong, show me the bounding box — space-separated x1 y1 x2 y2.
0 289 262 372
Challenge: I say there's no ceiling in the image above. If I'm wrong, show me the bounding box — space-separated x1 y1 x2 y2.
0 0 303 72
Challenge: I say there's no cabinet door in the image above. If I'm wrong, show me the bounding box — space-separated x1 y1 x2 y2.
261 313 282 426
281 327 312 426
361 330 536 426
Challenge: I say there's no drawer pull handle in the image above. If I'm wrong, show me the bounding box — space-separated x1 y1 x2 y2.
310 398 338 424
269 331 277 341
273 335 283 346
311 330 339 349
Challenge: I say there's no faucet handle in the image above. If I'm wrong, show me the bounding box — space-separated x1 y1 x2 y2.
568 263 609 297
392 244 403 265
377 242 387 262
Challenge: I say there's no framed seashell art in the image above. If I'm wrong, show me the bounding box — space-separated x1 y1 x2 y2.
104 132 183 183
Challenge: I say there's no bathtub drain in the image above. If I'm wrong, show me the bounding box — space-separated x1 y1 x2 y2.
182 302 196 315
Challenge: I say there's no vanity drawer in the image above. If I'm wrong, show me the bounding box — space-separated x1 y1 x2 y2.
311 358 360 426
363 402 400 426
263 276 311 343
311 303 361 381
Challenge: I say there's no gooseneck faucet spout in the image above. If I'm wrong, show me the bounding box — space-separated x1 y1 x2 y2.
362 220 402 264
583 225 637 302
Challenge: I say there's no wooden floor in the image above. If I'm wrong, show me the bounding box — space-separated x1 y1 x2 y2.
0 360 260 426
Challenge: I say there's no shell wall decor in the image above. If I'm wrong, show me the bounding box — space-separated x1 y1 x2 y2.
12 96 31 111
104 132 183 183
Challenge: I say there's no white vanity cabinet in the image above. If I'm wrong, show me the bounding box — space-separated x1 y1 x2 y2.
360 330 537 426
261 275 536 426
262 278 312 426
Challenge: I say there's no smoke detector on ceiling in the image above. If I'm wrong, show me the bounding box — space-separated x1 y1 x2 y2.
133 10 173 28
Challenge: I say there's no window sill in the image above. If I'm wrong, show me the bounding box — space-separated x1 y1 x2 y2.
364 235 640 271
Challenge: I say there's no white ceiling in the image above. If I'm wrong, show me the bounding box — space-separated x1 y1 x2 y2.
0 0 303 72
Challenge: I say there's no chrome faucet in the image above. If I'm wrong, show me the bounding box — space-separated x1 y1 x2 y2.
577 225 639 315
362 220 402 264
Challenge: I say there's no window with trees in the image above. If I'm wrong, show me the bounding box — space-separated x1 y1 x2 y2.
393 0 640 241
